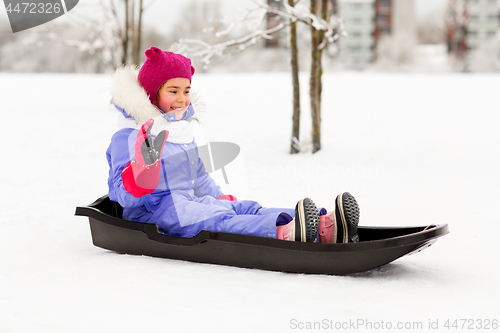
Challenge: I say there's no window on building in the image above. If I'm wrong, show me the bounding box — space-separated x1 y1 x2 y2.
486 30 496 37
487 15 497 21
469 15 479 21
379 28 391 35
351 31 362 37
377 15 388 25
467 46 476 51
468 30 478 37
380 0 390 10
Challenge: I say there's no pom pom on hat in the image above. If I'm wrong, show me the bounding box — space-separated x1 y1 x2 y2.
138 46 195 105
145 47 158 59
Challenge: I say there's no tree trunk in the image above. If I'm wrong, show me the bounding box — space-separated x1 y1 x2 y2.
132 0 143 66
130 0 135 63
317 0 329 119
310 0 321 153
310 0 329 154
121 0 129 65
136 0 143 65
289 0 301 154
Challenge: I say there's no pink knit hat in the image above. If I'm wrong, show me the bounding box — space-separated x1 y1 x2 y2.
138 46 195 105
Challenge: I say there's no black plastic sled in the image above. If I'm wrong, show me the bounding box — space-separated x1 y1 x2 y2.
75 196 449 275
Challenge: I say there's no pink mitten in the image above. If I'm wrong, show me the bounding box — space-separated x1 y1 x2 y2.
122 119 168 198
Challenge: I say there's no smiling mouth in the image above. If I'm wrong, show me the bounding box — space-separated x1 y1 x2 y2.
170 106 184 111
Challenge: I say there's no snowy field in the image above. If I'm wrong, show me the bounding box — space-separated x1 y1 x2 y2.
1 71 499 332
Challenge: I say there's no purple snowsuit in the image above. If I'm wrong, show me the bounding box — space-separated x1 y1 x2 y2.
107 127 295 238
107 66 295 239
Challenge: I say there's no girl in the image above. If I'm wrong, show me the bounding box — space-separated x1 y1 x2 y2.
106 46 359 243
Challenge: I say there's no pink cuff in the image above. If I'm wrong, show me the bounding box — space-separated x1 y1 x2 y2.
217 194 238 201
122 160 161 198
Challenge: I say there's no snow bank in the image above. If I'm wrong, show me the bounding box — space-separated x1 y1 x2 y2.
0 72 498 332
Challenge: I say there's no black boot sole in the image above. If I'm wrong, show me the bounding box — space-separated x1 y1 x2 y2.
295 198 320 243
335 192 360 243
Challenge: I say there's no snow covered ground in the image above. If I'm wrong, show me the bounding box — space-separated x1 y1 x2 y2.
1 71 499 332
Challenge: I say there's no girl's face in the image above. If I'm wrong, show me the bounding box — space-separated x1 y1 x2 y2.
156 78 191 120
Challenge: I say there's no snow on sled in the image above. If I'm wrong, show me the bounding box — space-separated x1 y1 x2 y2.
75 195 449 275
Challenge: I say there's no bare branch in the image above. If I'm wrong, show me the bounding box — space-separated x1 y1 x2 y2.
172 20 290 66
214 4 263 38
171 0 345 67
172 22 289 66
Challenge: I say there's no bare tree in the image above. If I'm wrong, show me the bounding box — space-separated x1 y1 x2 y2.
25 0 156 70
289 0 301 154
0 0 163 72
309 0 332 153
172 0 345 153
108 0 152 66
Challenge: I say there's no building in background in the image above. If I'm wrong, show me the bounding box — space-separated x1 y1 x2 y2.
447 0 500 65
336 0 376 65
335 0 416 67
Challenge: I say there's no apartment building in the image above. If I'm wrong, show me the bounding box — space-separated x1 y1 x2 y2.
336 0 376 65
336 0 416 66
447 0 500 61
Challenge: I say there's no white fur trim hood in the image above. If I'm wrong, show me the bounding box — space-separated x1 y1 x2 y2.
110 65 204 125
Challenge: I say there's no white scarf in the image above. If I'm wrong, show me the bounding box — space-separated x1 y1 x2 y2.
117 113 195 144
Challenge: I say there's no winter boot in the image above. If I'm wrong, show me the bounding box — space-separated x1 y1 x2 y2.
318 211 336 243
276 198 320 242
334 192 360 243
276 219 294 241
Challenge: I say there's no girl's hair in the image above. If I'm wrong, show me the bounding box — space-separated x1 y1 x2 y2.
155 82 165 106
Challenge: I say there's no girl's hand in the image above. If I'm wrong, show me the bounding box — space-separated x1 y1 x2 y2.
121 119 169 198
135 119 168 165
